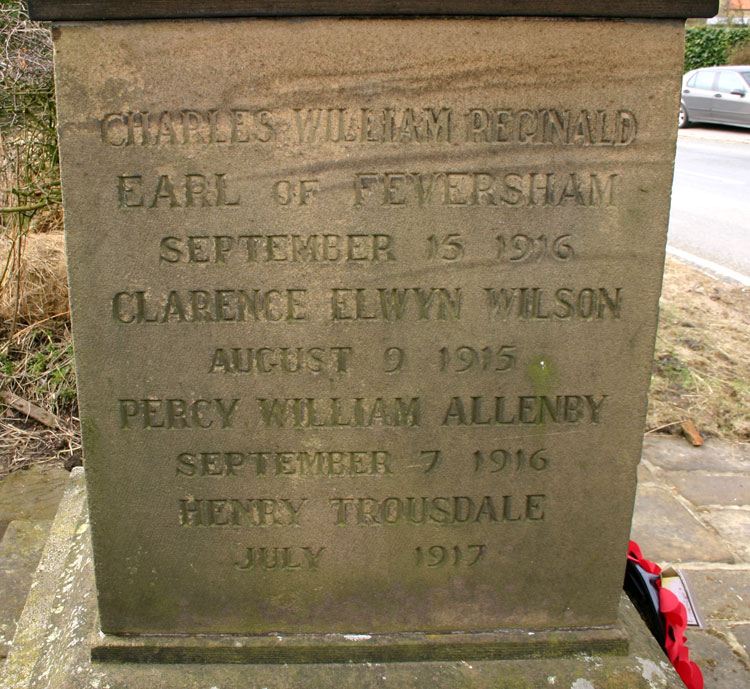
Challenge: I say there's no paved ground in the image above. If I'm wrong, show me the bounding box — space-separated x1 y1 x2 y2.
670 130 750 281
632 435 750 688
0 436 748 686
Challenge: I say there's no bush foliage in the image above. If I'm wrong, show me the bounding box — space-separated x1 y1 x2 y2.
685 26 750 72
0 1 58 225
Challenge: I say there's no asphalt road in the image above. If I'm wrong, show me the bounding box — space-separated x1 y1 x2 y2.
668 127 750 283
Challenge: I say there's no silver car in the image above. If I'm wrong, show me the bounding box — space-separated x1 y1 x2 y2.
680 65 750 128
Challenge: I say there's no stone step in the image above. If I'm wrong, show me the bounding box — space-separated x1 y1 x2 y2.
0 465 70 526
0 463 70 663
0 520 52 659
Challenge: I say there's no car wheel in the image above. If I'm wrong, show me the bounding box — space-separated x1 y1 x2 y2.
678 104 691 129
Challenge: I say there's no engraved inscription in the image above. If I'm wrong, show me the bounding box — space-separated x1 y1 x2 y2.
473 448 548 473
159 234 394 264
353 171 618 208
331 288 461 321
112 289 308 324
235 546 325 571
496 234 574 262
100 107 637 148
420 447 550 475
421 450 442 473
439 345 516 373
426 234 464 262
441 395 607 426
294 106 452 144
415 544 487 567
257 397 421 428
330 495 546 525
119 398 239 430
109 287 622 325
291 107 636 146
176 450 392 477
484 287 622 320
271 179 320 205
118 173 240 208
101 109 275 146
466 108 636 146
383 347 405 373
179 497 307 527
208 346 352 375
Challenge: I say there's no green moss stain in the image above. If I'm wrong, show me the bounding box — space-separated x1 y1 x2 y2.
524 356 558 449
526 356 557 398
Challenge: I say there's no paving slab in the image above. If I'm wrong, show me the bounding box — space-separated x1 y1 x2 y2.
642 436 750 473
637 462 656 484
630 484 735 564
665 472 750 507
703 509 750 563
683 627 750 688
0 520 52 658
0 465 69 523
677 568 750 624
733 624 750 656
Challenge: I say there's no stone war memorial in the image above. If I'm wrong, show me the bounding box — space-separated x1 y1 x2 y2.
3 2 718 688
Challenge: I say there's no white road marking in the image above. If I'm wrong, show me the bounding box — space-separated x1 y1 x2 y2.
667 246 750 286
678 129 750 144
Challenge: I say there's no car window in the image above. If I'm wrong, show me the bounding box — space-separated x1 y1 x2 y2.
690 70 715 90
717 71 747 93
741 71 750 86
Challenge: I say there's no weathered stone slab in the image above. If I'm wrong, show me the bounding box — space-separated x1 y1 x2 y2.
677 568 750 623
630 485 735 564
681 627 750 689
0 469 87 689
637 462 656 484
1 470 688 689
666 472 750 507
642 436 750 474
0 520 52 658
733 624 750 656
0 465 69 523
53 15 684 638
703 509 750 562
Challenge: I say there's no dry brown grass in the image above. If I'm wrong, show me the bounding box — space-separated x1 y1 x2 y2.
0 227 76 477
0 228 67 333
0 317 79 477
0 229 76 477
0 413 79 478
647 257 750 443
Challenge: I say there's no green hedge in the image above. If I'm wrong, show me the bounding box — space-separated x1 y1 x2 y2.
685 26 750 72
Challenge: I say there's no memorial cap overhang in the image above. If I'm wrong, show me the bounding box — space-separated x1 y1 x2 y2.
27 1 719 21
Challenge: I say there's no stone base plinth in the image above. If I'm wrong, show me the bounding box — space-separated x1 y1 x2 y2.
2 471 685 688
93 625 628 665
